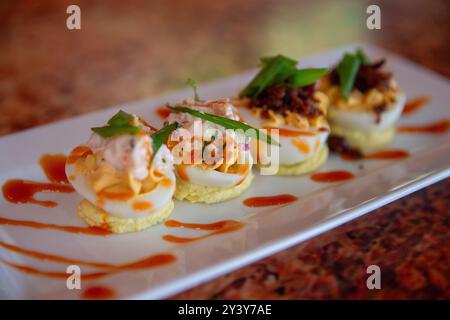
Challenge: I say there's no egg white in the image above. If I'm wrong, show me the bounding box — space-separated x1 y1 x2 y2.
327 92 406 132
176 161 252 188
66 163 175 219
237 107 330 166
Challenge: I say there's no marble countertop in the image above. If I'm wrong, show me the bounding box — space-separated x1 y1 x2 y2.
0 0 448 299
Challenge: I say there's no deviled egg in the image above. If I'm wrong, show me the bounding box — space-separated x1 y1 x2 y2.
236 54 330 175
321 48 406 154
66 110 175 233
166 98 254 203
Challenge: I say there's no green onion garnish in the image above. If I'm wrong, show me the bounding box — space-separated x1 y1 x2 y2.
287 68 329 88
186 78 200 102
240 54 328 99
337 53 361 99
150 122 180 160
337 48 371 98
240 55 297 99
91 110 140 137
356 48 370 65
167 106 280 146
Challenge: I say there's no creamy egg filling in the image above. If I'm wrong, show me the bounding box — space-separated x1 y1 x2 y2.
167 99 253 188
66 118 175 219
234 93 330 167
321 77 406 131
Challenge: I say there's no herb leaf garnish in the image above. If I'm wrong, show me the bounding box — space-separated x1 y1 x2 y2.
167 106 280 146
356 48 370 65
150 122 179 159
240 55 297 99
337 48 370 98
337 53 361 98
186 78 200 102
287 68 329 88
240 54 328 99
91 110 140 137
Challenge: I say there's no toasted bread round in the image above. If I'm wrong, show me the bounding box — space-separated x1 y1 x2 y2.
174 172 253 204
330 124 395 153
77 199 174 234
272 145 328 176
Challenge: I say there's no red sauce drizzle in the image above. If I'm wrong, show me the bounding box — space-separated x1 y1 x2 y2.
365 150 410 160
2 179 74 207
310 170 354 183
402 96 430 115
398 120 450 134
163 219 244 243
0 258 108 280
156 107 171 119
39 154 69 184
0 217 111 236
243 194 298 207
0 240 176 279
82 286 116 300
0 241 113 267
342 149 410 161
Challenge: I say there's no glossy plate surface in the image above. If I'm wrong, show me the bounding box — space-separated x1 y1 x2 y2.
1 43 449 299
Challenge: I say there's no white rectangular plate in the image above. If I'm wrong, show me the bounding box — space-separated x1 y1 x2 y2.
1 43 449 299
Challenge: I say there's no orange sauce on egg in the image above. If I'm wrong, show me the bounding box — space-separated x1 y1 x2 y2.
67 146 93 164
310 170 354 183
132 201 153 212
97 190 134 201
243 194 298 207
156 107 171 119
175 165 189 182
160 178 173 187
291 139 310 154
263 126 316 137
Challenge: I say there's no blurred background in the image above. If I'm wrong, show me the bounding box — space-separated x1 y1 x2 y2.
0 0 449 136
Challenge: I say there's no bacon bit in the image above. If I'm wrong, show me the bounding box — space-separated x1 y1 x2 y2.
330 59 391 92
327 136 363 160
251 84 322 120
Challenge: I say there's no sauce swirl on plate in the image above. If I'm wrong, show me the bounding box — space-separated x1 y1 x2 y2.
243 194 298 207
163 219 244 243
310 170 354 183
